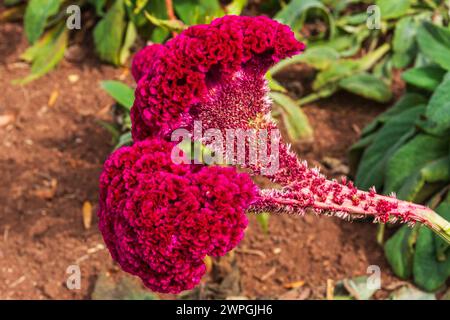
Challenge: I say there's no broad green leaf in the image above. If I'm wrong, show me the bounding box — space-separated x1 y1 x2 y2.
14 23 68 84
384 226 417 279
402 65 446 92
421 73 450 135
375 0 411 20
274 0 335 39
270 92 313 142
270 46 340 74
341 276 378 300
93 0 126 65
397 157 450 201
119 22 138 65
389 285 436 300
417 21 450 71
348 132 378 177
173 0 224 25
88 0 107 16
361 93 427 136
338 72 392 103
355 106 425 190
385 134 449 193
101 80 135 110
392 16 418 68
24 0 62 44
414 206 450 292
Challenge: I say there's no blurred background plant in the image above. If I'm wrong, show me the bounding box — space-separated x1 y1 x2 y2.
349 20 450 292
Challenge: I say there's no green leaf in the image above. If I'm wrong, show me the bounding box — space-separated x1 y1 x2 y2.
414 207 450 292
312 44 389 91
375 0 411 20
274 0 335 39
392 16 418 68
225 0 248 15
119 22 138 65
355 105 425 190
256 212 270 234
385 134 449 194
313 60 360 90
384 226 417 279
389 285 436 300
269 92 314 143
14 23 68 84
101 80 135 110
88 0 107 16
338 72 392 103
402 65 446 92
417 21 450 71
144 11 186 33
421 73 450 135
361 93 427 136
348 131 378 177
173 0 224 25
24 0 62 44
270 46 340 74
397 156 450 201
93 0 126 65
115 132 133 150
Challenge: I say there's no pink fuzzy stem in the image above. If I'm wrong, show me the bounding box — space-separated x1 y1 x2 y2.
251 183 450 244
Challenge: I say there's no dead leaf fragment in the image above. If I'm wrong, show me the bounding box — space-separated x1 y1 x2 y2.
279 287 311 300
0 114 14 128
68 74 79 83
48 90 59 107
283 280 305 289
326 279 335 300
34 178 58 200
82 201 92 229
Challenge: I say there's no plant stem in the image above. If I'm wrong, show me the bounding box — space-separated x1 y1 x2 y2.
253 187 450 245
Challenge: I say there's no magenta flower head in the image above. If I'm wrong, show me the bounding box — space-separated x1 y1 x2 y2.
131 44 165 83
98 138 256 293
130 15 305 140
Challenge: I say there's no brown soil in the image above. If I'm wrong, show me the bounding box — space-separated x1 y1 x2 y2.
0 21 399 300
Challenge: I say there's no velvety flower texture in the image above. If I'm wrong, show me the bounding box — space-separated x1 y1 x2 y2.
130 15 305 140
98 138 256 293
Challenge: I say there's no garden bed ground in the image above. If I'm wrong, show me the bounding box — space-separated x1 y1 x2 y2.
0 21 400 299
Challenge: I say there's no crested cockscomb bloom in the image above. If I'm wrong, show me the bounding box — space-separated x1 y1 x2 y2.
130 15 305 140
98 138 256 293
131 43 165 82
128 15 450 243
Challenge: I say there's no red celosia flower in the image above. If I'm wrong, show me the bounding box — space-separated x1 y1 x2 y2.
130 15 305 140
131 44 165 82
98 138 256 293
